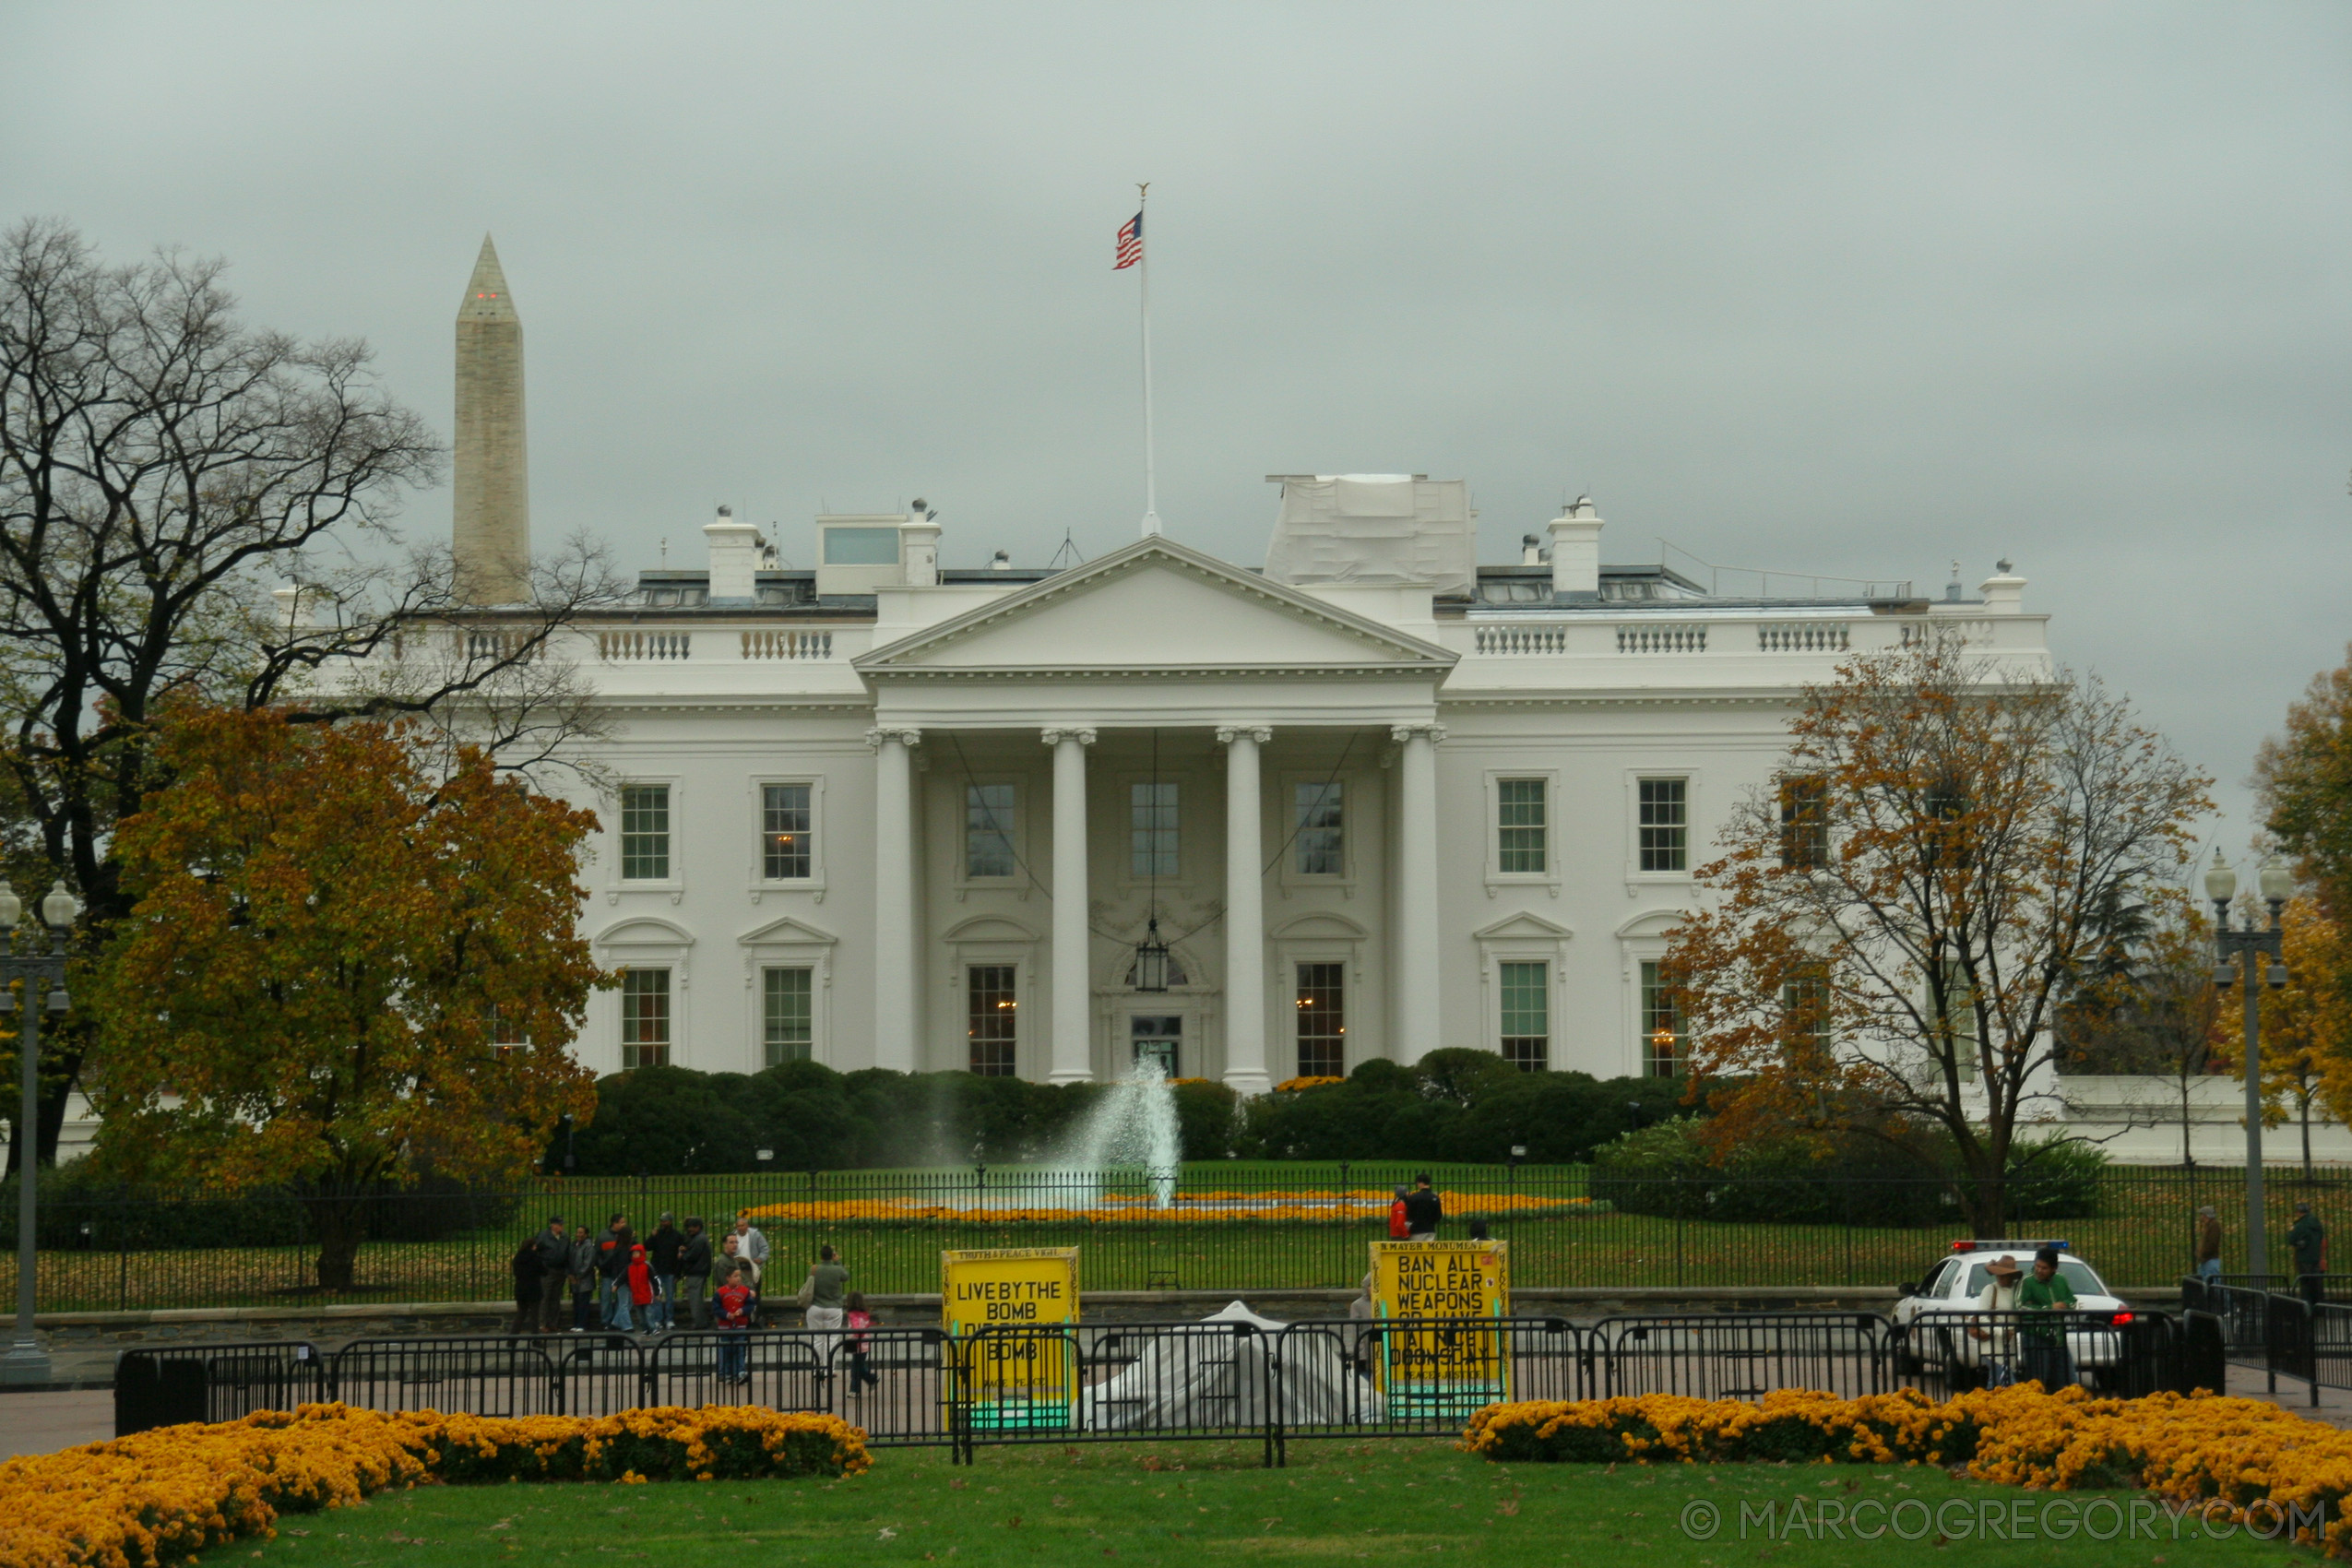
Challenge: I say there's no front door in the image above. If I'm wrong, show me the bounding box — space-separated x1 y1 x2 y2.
1130 1014 1182 1077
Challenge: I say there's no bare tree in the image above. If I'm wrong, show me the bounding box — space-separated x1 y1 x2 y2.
0 219 621 1164
1665 631 2212 1231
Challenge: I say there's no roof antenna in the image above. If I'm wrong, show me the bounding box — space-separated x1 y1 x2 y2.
659 536 669 565
1048 529 1085 570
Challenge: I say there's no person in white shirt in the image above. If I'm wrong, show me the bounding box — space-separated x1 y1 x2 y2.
1968 1253 2025 1385
733 1217 770 1275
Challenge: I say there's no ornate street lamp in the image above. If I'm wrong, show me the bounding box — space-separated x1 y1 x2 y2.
2207 850 2293 1283
1133 729 1172 995
2 879 78 1386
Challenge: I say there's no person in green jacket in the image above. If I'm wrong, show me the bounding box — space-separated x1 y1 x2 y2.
2288 1203 2328 1305
2015 1246 2077 1390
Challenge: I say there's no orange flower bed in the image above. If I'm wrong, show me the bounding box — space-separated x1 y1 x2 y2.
0 1403 869 1568
1467 1384 2352 1556
737 1189 1603 1226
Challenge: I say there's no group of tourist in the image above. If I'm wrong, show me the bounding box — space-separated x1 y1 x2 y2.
507 1215 881 1390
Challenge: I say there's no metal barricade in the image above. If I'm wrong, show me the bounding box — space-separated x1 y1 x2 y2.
2181 1278 2272 1369
330 1336 571 1417
950 1321 1272 1464
1590 1313 1888 1401
644 1329 826 1416
820 1324 954 1448
2266 1293 2319 1406
1267 1317 1579 1465
1899 1310 2149 1396
2179 1310 2229 1396
114 1341 327 1436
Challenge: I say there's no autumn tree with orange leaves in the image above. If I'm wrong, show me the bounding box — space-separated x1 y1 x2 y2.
87 707 606 1289
1663 632 2209 1232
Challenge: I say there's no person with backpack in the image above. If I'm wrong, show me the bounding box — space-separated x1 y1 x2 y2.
645 1213 684 1333
508 1236 541 1336
844 1291 881 1396
624 1243 656 1336
530 1216 570 1333
597 1213 636 1332
676 1216 713 1329
567 1223 598 1332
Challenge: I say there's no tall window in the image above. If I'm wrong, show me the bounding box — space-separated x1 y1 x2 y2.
762 784 813 880
1131 782 1178 879
1497 778 1547 873
1640 960 1684 1077
762 967 813 1067
965 784 1016 878
1935 959 1978 1082
968 965 1017 1076
1131 1015 1181 1076
1778 776 1828 870
1499 960 1548 1072
1637 778 1687 873
621 784 671 880
620 968 671 1069
1295 962 1346 1077
1294 781 1344 875
1783 962 1833 1053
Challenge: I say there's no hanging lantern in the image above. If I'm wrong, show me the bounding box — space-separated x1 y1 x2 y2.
1134 917 1171 993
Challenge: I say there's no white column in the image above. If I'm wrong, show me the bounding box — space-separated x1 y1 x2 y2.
1393 723 1444 1063
868 726 921 1073
1218 725 1273 1097
1043 726 1097 1084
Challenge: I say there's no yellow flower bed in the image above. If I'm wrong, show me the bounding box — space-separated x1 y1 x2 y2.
0 1402 869 1568
1466 1384 2352 1555
737 1189 1602 1226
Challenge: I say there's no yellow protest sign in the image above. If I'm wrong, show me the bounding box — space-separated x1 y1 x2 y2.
1369 1240 1511 1415
943 1248 1079 1431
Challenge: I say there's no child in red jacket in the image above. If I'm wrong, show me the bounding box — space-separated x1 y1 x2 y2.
625 1244 656 1335
714 1264 753 1384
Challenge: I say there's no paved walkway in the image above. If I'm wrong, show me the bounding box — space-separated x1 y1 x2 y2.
0 1390 113 1459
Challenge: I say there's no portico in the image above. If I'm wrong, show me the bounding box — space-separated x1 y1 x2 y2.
851 538 1456 1091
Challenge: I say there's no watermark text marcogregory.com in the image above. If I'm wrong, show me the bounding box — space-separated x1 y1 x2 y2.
1677 1493 2324 1544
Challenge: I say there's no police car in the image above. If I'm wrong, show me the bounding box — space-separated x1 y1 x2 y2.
1892 1240 2133 1384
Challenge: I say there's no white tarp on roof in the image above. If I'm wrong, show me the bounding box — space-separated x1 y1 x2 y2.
1074 1300 1380 1431
1264 476 1474 594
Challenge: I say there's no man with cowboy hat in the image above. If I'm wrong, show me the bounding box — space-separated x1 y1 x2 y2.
1968 1253 2026 1386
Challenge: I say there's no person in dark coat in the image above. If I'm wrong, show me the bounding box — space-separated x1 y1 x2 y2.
597 1213 636 1330
1403 1173 1443 1240
676 1216 714 1329
531 1215 570 1333
509 1236 542 1336
646 1213 684 1333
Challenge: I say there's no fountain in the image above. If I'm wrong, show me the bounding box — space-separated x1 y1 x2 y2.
1055 1058 1183 1209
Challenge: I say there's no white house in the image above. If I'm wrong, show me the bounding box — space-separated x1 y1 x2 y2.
505 477 2049 1095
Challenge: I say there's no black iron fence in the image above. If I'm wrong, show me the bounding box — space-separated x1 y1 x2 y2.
25 1163 2352 1313
114 1308 2217 1461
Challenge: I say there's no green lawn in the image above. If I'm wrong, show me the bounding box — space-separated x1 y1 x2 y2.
31 1160 2266 1311
244 1439 2310 1566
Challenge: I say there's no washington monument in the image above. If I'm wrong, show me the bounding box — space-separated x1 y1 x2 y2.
452 234 529 603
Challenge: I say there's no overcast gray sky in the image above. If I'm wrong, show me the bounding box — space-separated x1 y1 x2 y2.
6 3 2347 845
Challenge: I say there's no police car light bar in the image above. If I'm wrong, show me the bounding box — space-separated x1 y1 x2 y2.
1950 1239 2072 1253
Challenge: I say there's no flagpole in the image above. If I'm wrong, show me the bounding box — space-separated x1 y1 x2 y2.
1138 182 1159 537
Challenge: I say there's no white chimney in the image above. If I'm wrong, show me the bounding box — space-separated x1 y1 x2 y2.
903 516 941 586
1519 533 1544 566
1548 496 1602 598
705 504 762 600
1979 559 2025 615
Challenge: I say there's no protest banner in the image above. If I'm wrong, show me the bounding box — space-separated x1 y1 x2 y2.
943 1247 1080 1431
1368 1240 1511 1416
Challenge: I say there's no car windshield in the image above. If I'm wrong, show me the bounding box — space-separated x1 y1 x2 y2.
1965 1258 2106 1297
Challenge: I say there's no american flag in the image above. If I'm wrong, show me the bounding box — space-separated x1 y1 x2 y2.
1114 210 1143 270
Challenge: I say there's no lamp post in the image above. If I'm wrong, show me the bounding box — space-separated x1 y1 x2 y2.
2 879 78 1387
2207 851 2293 1282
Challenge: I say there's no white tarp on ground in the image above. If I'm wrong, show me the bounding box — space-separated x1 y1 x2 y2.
1075 1300 1380 1431
1263 476 1474 594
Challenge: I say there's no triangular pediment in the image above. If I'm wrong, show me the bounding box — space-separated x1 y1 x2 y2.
856 538 1456 675
738 915 837 947
1473 911 1575 943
